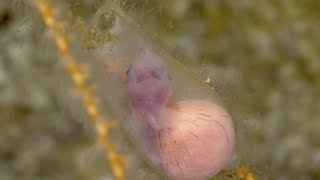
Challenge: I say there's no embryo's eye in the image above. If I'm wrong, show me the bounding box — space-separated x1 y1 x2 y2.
151 68 163 80
126 66 131 76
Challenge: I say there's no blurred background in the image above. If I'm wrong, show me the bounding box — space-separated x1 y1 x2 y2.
0 0 319 179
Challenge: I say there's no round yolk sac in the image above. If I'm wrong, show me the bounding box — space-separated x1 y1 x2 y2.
156 100 234 179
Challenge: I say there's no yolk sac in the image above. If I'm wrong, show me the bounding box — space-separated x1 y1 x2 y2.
124 50 235 180
155 100 235 180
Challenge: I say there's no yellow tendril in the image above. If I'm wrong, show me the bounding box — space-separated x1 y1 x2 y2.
33 0 125 179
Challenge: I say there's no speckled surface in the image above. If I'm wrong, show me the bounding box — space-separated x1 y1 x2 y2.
0 0 319 179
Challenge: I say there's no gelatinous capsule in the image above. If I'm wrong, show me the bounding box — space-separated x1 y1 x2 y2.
88 3 235 179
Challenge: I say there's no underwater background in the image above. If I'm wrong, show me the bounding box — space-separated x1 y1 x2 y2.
0 0 319 179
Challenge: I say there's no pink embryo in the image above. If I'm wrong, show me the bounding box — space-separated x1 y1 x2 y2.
124 50 235 180
125 50 173 119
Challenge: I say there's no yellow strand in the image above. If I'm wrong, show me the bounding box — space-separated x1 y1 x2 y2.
33 0 125 179
235 164 256 180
